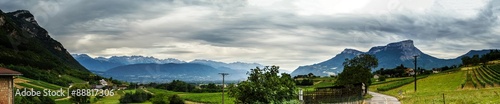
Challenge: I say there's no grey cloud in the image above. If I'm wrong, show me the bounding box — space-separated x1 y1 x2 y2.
160 50 194 54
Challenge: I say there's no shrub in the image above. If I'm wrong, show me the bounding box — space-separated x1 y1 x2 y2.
169 94 184 104
119 89 153 103
378 76 386 82
151 93 169 104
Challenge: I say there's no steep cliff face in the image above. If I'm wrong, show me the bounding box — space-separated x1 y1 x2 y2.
0 9 87 71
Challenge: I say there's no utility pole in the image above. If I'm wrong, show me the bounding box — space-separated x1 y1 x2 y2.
414 55 418 92
219 73 229 104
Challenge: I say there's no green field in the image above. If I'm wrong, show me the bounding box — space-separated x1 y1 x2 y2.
92 89 154 104
372 77 409 85
297 77 337 90
371 65 500 103
16 77 69 99
19 77 66 90
147 88 236 104
179 92 235 104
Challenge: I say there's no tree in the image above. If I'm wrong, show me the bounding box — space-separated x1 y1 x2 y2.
69 84 91 104
228 66 296 103
207 83 218 89
308 73 315 78
472 55 480 65
462 56 471 66
336 54 378 95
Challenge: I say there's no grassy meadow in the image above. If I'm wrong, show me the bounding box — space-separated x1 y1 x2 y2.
147 88 236 104
371 65 500 104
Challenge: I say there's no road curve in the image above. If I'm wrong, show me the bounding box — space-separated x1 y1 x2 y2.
365 91 401 104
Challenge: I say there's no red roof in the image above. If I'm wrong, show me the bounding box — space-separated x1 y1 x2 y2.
0 67 22 76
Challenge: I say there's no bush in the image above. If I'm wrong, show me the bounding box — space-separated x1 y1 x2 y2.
169 94 184 104
295 79 314 86
378 76 386 82
119 89 153 103
151 93 169 104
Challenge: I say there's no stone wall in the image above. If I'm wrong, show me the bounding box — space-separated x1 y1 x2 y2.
0 76 13 104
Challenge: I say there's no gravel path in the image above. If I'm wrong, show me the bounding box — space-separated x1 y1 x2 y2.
365 91 401 104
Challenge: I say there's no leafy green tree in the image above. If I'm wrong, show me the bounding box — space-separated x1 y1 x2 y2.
472 55 480 65
229 66 296 103
336 54 378 95
207 83 218 89
69 83 91 104
307 73 315 78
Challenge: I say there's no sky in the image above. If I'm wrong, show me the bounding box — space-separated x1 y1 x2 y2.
1 0 500 71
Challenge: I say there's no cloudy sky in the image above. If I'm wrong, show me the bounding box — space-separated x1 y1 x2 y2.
1 0 500 71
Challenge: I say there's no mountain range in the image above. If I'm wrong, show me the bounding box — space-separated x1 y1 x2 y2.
72 54 264 82
291 40 495 76
72 54 264 71
71 54 185 72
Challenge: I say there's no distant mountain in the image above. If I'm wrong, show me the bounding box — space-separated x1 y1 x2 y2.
73 54 264 71
104 63 249 83
105 55 186 65
190 59 264 70
72 54 185 71
71 54 124 71
291 40 495 76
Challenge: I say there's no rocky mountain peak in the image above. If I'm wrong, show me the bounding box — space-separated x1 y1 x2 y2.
9 10 38 25
5 10 50 39
341 48 364 55
387 40 414 48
